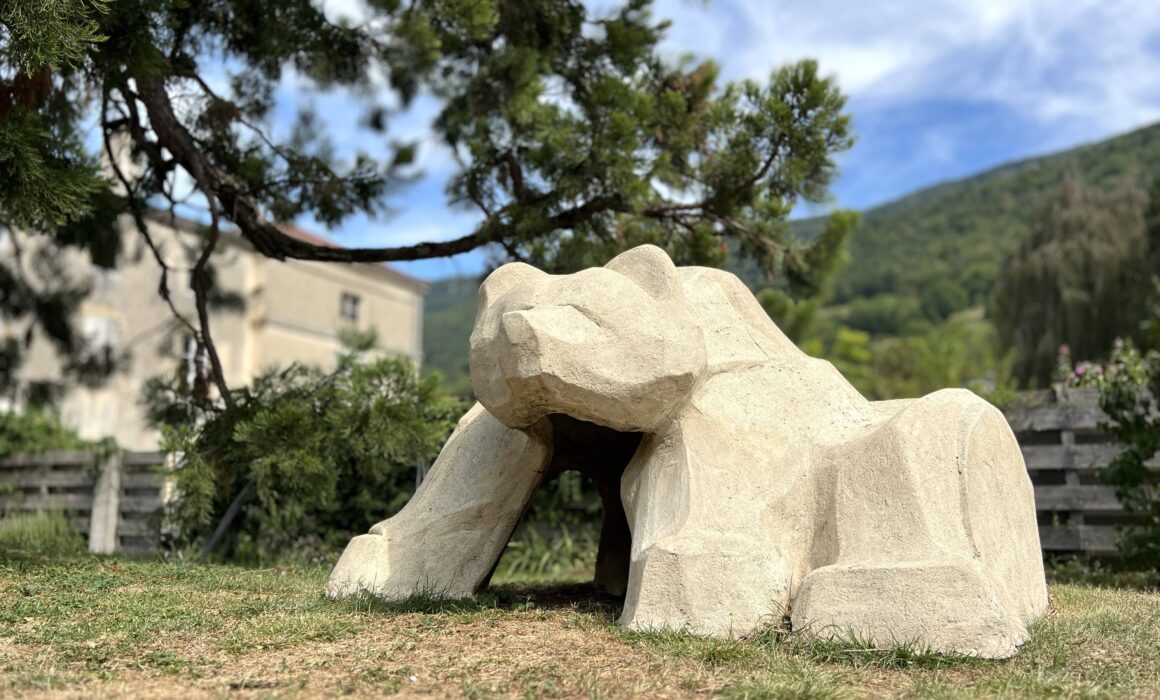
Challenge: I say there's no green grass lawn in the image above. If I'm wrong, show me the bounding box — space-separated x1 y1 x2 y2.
1 554 1159 699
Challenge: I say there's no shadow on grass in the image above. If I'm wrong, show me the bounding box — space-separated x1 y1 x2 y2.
336 580 996 672
330 581 623 621
0 554 1031 676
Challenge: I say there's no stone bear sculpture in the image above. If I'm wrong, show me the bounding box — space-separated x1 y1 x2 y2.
328 245 1048 658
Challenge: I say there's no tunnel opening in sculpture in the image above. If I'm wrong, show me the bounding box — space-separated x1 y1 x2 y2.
501 413 643 597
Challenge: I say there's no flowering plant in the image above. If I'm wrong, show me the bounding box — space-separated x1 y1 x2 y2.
1061 338 1160 567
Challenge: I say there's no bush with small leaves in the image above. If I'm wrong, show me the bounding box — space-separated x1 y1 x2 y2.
144 344 466 564
1072 338 1160 568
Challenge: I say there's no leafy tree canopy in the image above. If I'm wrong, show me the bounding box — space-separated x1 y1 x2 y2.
144 339 465 562
1 0 855 397
0 0 857 275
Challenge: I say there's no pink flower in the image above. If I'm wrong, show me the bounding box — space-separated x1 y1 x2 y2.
1075 364 1087 376
1058 344 1071 356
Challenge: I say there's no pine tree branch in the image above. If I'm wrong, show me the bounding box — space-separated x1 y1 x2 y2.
190 228 234 409
129 72 698 265
102 119 198 340
104 92 233 408
640 135 786 218
133 72 516 262
132 69 792 268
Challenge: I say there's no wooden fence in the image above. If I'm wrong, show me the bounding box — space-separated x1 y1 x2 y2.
0 389 1155 558
0 450 172 554
1007 388 1157 557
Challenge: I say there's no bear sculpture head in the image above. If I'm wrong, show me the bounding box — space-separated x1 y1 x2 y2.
469 245 707 433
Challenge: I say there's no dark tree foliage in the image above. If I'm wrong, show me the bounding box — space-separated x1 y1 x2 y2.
0 0 119 395
919 278 968 323
1 1 854 355
842 293 924 337
993 169 1154 387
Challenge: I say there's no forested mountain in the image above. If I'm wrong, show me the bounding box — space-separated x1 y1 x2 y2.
422 121 1160 393
825 122 1160 303
422 276 480 396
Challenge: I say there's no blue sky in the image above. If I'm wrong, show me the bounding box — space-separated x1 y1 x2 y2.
292 0 1160 280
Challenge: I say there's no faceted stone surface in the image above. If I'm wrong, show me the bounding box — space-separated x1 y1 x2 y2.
327 245 1048 659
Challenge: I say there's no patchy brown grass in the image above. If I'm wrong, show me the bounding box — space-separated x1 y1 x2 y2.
1 557 1158 699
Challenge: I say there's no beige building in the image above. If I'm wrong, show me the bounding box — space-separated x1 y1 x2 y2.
5 213 427 450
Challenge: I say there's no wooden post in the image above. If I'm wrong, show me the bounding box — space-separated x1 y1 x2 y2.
1060 427 1085 546
37 454 48 513
88 451 122 554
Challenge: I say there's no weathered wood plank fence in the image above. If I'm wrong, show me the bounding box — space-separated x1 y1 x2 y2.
1 388 1155 558
0 450 171 554
1007 388 1157 557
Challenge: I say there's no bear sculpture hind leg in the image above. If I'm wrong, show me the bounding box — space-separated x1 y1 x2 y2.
790 389 1047 659
791 560 1028 658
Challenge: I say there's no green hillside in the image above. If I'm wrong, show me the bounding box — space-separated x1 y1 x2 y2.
825 122 1160 303
422 121 1160 393
422 276 480 396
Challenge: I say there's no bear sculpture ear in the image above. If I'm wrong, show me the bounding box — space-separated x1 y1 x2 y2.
477 262 548 312
604 245 681 301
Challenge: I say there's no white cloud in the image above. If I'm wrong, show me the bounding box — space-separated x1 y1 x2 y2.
917 129 957 166
273 0 1160 276
313 0 370 25
297 1 1160 161
650 0 1160 138
302 190 482 247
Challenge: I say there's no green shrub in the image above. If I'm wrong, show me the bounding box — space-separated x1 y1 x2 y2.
843 293 925 336
1074 339 1160 568
501 469 611 581
1047 556 1160 591
919 278 969 323
0 408 88 456
0 511 85 557
524 470 604 530
145 344 466 564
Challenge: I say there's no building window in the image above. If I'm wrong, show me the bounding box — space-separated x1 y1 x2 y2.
81 314 120 352
340 292 361 323
77 313 121 385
